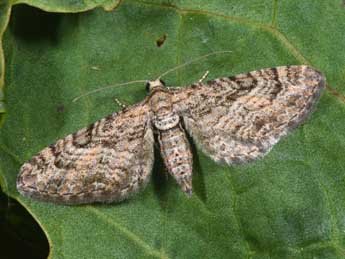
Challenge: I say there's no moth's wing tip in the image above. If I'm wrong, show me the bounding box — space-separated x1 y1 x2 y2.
16 163 35 193
186 188 193 197
304 66 326 99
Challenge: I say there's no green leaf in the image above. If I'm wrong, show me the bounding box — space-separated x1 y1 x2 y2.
12 0 121 12
1 0 345 258
0 1 10 124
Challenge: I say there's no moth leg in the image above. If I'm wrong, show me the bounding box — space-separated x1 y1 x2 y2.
198 70 209 83
166 86 181 90
113 98 127 109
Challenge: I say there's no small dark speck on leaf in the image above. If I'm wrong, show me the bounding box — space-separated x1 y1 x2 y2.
56 104 65 113
156 34 167 47
341 0 345 7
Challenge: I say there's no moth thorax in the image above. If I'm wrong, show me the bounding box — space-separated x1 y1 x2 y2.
146 79 166 92
150 90 172 112
154 113 180 130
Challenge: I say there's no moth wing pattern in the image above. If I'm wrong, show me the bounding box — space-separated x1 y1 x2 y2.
172 65 325 164
17 99 154 204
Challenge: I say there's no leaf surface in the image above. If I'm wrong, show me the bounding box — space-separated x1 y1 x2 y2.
1 1 345 258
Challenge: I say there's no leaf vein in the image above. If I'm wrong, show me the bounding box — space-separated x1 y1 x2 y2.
86 206 169 259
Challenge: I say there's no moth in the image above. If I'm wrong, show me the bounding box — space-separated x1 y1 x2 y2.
17 65 325 204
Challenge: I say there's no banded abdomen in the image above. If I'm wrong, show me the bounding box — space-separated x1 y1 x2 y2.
150 86 193 195
158 124 193 195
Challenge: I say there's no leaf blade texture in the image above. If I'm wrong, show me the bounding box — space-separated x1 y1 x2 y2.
1 1 345 258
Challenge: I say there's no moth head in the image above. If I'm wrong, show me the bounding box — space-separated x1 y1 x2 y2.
146 79 166 92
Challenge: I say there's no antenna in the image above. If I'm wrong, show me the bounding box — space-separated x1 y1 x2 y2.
72 79 147 103
156 50 232 80
72 50 231 102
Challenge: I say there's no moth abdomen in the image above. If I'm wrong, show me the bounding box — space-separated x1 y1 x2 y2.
158 124 193 195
